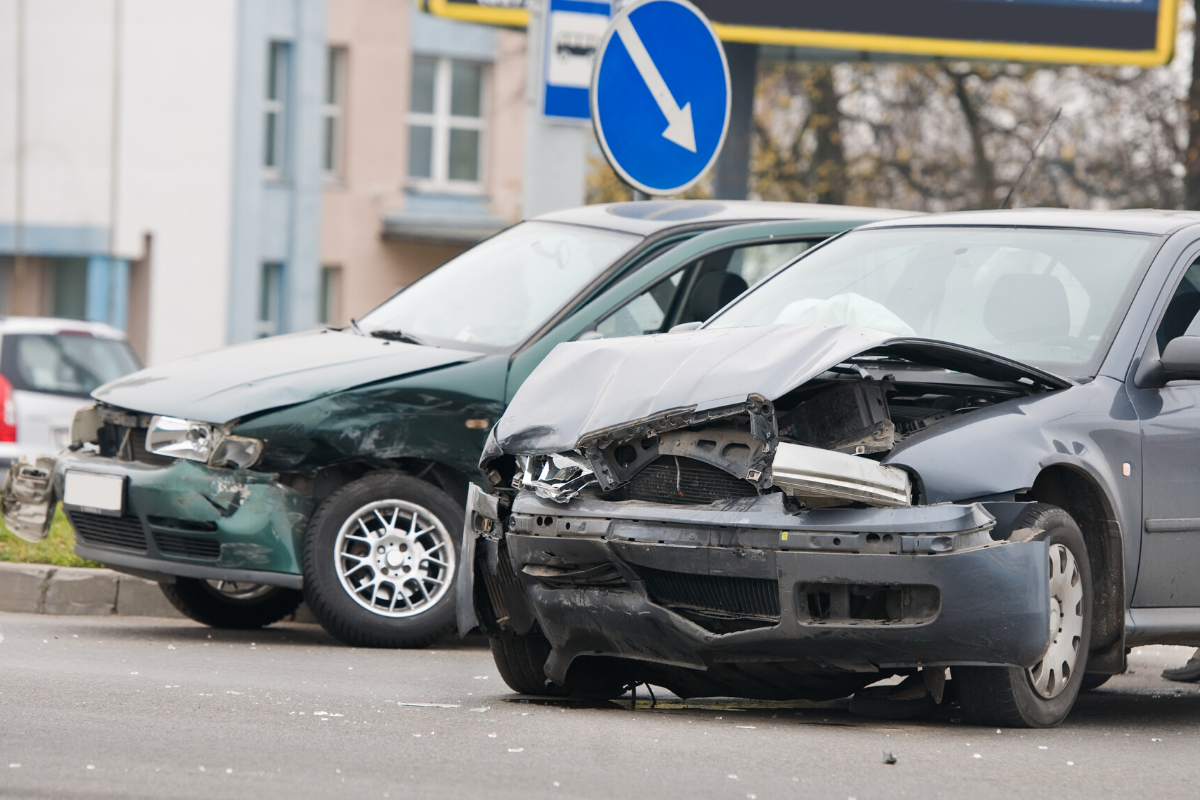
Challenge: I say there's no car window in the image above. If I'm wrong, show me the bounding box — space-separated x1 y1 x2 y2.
359 221 639 350
710 227 1159 380
595 271 687 339
590 239 815 340
1155 258 1200 351
3 334 142 398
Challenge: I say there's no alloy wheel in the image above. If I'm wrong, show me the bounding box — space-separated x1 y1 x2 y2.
332 499 455 618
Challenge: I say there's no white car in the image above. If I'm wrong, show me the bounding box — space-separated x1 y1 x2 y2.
0 317 142 468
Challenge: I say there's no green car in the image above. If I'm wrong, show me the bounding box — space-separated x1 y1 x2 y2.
5 201 905 647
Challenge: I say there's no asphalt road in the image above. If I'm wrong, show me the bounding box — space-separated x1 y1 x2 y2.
2 612 1199 799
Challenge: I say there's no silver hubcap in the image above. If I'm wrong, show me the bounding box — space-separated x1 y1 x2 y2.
333 499 455 618
206 580 275 601
1028 543 1085 699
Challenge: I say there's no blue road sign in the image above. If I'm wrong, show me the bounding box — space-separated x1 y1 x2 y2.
590 0 730 195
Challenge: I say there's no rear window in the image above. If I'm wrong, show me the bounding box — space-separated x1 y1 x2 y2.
2 334 142 398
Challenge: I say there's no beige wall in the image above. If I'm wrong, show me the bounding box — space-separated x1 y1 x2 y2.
488 29 526 224
321 1 528 326
321 1 527 325
322 0 411 325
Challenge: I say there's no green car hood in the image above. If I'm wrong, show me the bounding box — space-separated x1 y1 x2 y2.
93 329 485 424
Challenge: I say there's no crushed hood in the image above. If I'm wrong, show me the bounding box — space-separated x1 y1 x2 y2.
94 329 484 424
493 323 1069 456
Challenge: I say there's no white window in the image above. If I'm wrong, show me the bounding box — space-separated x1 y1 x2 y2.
257 262 284 338
322 47 347 180
263 42 290 176
407 56 486 191
318 265 342 326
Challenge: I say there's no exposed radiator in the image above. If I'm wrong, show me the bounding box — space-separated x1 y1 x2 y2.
610 456 758 505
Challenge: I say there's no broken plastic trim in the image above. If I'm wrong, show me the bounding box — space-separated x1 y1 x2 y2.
0 455 58 542
517 453 597 504
769 442 911 508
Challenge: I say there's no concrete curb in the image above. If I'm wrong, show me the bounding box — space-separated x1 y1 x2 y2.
0 561 317 623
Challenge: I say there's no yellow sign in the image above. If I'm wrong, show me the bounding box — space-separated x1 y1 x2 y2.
420 0 1180 67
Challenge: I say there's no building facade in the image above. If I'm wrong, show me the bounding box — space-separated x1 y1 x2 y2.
0 0 524 364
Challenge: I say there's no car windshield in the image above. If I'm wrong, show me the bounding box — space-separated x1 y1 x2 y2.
359 221 640 349
6 334 142 397
709 226 1160 379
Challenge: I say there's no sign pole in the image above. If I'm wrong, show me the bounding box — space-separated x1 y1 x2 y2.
520 0 590 218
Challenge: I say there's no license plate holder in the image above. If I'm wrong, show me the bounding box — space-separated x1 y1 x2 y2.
63 471 125 516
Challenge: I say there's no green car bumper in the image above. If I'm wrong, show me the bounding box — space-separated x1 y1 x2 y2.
55 453 314 589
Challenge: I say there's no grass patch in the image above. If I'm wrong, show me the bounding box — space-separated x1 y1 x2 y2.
0 504 102 568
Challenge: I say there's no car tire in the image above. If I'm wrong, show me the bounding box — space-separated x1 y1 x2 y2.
303 471 462 648
489 630 568 696
955 503 1093 728
159 579 302 629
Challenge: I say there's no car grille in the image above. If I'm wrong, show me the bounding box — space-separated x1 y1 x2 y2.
609 456 759 505
636 565 780 620
68 511 148 552
154 533 221 560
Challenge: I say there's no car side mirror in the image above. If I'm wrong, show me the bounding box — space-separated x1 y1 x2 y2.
576 330 605 342
668 321 703 334
1161 336 1200 381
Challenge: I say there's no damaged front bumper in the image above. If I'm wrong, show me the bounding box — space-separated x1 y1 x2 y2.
460 487 1052 688
31 452 314 588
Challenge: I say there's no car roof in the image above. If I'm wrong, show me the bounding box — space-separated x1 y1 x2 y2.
856 207 1200 236
535 200 915 236
0 316 129 340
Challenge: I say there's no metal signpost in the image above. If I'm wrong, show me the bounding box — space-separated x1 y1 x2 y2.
591 0 730 195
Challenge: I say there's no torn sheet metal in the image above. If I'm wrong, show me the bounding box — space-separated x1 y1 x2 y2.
492 323 1069 457
769 442 912 508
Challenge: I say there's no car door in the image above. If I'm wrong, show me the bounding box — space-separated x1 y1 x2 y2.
503 219 863 402
1132 250 1200 607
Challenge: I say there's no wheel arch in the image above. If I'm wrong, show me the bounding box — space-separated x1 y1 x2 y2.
1027 464 1125 659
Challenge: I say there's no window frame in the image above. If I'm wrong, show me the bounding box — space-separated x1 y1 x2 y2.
263 41 291 179
406 56 488 194
322 46 348 182
257 262 284 338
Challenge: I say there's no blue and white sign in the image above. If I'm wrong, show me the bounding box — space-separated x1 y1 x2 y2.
591 0 730 195
543 0 611 120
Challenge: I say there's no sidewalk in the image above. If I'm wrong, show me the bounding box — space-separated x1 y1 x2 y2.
0 561 317 622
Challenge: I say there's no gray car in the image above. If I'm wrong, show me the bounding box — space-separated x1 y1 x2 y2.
462 208 1200 727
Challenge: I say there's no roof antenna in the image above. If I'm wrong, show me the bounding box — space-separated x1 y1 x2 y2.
999 108 1062 210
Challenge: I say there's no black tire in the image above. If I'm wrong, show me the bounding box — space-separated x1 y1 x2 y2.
303 471 463 648
159 579 302 629
489 630 568 696
955 503 1093 728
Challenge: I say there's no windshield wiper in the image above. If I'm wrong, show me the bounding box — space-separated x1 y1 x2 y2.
347 318 365 336
369 329 429 347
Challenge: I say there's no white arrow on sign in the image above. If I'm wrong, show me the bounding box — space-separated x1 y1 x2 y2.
613 16 696 152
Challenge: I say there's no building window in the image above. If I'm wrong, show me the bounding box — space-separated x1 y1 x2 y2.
263 42 291 176
257 262 284 338
323 47 347 180
407 56 485 190
318 265 342 326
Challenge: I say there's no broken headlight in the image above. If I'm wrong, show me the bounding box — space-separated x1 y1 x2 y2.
518 453 596 503
146 416 263 469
